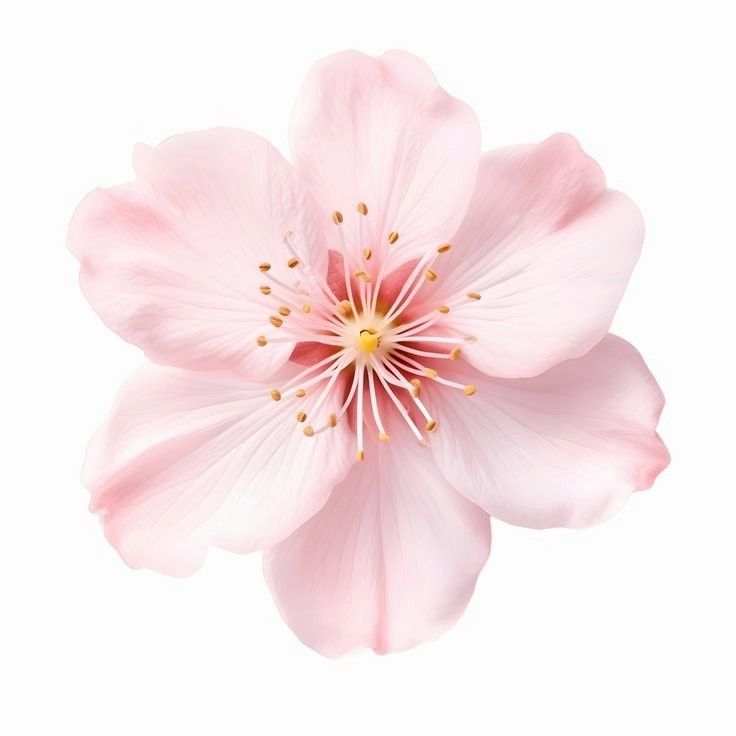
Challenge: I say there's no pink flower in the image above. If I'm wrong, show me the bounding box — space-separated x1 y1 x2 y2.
69 50 669 656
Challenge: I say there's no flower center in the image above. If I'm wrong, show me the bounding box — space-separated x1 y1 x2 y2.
357 328 380 354
254 202 481 462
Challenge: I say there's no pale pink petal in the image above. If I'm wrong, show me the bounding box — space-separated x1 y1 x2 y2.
84 364 353 576
431 134 643 378
263 431 490 657
290 50 480 268
68 128 321 377
427 335 669 528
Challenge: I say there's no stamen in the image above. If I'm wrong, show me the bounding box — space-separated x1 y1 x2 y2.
393 345 460 361
278 306 291 316
380 250 439 324
269 316 283 328
388 231 399 244
260 285 272 295
355 364 366 461
270 390 281 401
467 291 481 300
357 202 368 216
393 334 467 344
302 304 311 313
302 353 352 420
260 268 344 331
390 312 445 336
259 262 271 272
357 206 370 306
437 243 452 254
334 368 361 421
280 230 345 312
369 357 426 444
426 419 438 432
380 358 435 425
331 216 358 317
464 385 477 396
438 305 450 314
397 290 482 335
296 411 307 423
425 268 438 282
303 425 315 437
256 335 267 347
278 350 348 395
366 369 389 442
295 389 306 398
450 347 462 360
353 269 372 284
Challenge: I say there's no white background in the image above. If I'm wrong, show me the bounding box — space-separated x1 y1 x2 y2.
2 1 734 734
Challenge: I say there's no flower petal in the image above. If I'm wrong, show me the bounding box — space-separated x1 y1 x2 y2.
68 128 321 377
290 50 480 268
84 363 354 576
433 134 643 378
263 432 490 657
427 335 669 528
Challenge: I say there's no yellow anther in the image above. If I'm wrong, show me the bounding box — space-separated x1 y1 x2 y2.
353 269 372 283
270 389 282 401
259 262 271 272
388 231 399 244
425 368 438 379
438 305 450 314
269 316 283 328
328 413 337 428
379 432 391 443
425 269 438 282
410 378 421 398
426 419 438 433
287 257 299 269
358 329 380 354
259 285 272 295
256 335 267 347
363 248 372 260
338 300 353 317
278 306 291 317
295 388 306 398
296 411 307 423
303 425 315 437
302 304 311 313
467 291 481 301
357 202 368 216
463 385 477 396
332 211 344 224
437 243 452 254
356 450 365 462
449 347 462 360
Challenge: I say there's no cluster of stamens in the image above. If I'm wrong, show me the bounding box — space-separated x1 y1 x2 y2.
255 202 480 462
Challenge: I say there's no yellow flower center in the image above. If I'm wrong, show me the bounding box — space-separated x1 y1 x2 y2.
358 329 380 354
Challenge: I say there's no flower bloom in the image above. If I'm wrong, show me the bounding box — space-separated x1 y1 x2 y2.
69 50 669 656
